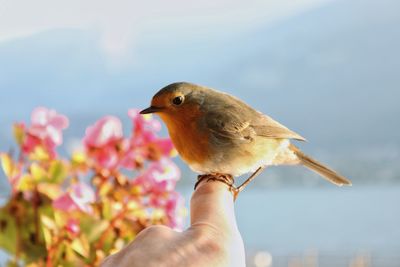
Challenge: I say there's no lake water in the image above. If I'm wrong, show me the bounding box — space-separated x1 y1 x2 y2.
181 185 400 267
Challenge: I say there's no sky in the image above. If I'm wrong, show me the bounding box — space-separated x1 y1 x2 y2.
0 0 332 62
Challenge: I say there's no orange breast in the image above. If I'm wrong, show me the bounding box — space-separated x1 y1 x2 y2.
159 108 210 166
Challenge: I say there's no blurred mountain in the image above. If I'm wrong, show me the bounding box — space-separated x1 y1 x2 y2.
0 0 399 188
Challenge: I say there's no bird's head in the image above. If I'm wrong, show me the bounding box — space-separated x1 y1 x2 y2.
140 82 206 123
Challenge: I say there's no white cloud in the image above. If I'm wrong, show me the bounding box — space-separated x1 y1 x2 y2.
0 0 333 61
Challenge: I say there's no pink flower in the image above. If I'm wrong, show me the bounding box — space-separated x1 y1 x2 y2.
29 107 69 146
148 190 185 230
120 147 145 170
121 110 175 169
21 107 69 157
83 116 123 148
65 218 80 235
134 157 180 193
165 192 185 230
83 116 123 170
136 157 184 230
153 138 175 156
53 182 95 214
93 149 119 170
128 109 163 148
128 109 161 135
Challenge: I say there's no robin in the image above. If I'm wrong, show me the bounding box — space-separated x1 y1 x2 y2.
140 82 351 199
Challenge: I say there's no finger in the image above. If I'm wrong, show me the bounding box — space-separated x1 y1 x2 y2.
189 180 238 234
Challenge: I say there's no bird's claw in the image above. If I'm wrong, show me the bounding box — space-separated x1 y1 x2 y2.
195 173 239 201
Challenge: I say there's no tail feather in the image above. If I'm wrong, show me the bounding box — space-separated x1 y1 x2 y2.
289 144 352 186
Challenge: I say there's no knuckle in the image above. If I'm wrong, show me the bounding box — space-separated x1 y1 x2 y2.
140 225 173 238
191 226 229 258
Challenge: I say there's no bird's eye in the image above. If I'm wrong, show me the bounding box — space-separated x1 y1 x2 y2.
172 95 184 106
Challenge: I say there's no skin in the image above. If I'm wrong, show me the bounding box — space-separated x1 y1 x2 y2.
101 180 245 267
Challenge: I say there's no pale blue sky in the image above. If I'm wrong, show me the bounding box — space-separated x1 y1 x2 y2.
0 0 332 63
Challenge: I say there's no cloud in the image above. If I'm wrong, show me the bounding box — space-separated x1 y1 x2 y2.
0 0 333 61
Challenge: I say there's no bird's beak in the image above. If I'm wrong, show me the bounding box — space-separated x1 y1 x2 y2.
140 106 163 114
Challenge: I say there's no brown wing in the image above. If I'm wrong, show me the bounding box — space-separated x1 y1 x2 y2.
251 113 306 141
205 110 305 143
202 88 306 143
205 109 256 144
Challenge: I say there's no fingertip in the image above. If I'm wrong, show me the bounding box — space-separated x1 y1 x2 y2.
193 179 233 200
190 180 236 230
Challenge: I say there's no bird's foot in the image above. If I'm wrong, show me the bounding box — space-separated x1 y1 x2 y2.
195 173 239 201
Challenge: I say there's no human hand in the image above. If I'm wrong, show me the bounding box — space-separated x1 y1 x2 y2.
101 180 245 267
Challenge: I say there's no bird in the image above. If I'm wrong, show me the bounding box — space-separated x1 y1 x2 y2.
140 82 351 198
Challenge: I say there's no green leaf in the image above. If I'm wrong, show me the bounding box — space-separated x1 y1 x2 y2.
30 163 47 182
60 245 85 267
71 236 89 258
42 225 52 249
6 260 20 267
48 160 67 184
41 215 57 231
0 197 48 264
85 219 109 242
0 206 17 255
18 200 47 263
0 153 14 178
37 183 63 200
15 174 34 192
13 123 25 146
102 200 112 220
71 151 87 166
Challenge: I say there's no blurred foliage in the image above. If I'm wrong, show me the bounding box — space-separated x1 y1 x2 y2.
0 107 184 266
